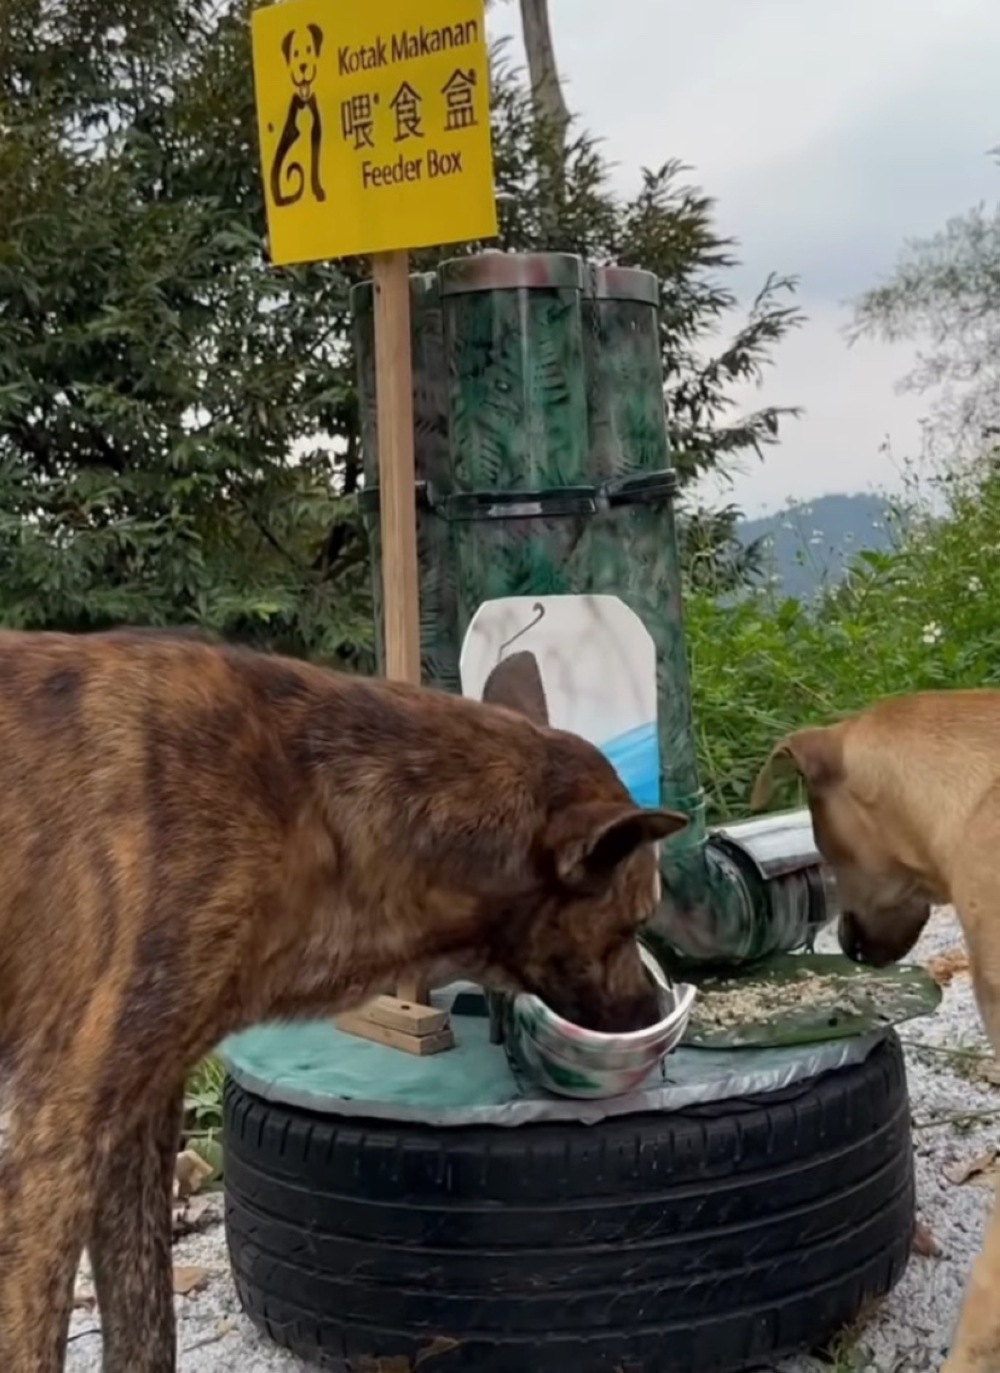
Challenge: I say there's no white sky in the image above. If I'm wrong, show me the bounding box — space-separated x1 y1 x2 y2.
486 0 1000 515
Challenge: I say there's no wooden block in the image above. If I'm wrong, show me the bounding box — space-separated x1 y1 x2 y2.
363 995 449 1037
395 977 429 1005
334 1011 455 1056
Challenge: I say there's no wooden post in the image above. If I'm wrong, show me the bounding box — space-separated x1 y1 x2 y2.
334 252 453 1054
372 250 421 686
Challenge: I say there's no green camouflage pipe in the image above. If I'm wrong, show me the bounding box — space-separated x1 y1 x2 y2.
352 252 828 966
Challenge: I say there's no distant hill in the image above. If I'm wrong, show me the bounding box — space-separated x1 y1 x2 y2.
737 493 892 600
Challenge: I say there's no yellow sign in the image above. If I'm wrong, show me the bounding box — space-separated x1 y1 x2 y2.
250 0 498 265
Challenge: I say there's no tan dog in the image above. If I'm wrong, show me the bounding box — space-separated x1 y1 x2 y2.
0 628 685 1372
752 688 1000 1373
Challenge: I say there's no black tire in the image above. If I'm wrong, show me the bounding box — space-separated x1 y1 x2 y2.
223 1032 914 1373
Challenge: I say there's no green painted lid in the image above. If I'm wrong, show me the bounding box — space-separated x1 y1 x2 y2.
438 251 584 296
585 265 660 306
349 271 439 314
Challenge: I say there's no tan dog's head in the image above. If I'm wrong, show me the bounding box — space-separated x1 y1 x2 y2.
472 650 687 1032
750 724 932 967
281 24 323 97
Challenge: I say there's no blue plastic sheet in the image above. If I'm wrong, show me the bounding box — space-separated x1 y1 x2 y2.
597 720 660 808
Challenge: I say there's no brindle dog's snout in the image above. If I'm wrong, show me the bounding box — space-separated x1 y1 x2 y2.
545 973 660 1035
606 982 661 1033
576 967 661 1034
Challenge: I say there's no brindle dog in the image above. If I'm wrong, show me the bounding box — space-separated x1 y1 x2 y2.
0 628 685 1372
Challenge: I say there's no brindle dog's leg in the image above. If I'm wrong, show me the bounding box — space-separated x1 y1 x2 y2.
0 1083 95 1372
89 1086 184 1373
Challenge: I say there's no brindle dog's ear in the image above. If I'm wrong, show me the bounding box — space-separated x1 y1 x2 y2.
281 30 295 64
481 650 549 727
548 800 688 892
750 726 841 811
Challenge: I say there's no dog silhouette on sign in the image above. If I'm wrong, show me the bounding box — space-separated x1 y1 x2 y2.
269 25 326 208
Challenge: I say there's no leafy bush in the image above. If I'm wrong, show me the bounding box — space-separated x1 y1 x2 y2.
689 455 1000 822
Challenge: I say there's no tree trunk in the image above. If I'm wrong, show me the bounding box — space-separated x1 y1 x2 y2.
518 0 569 150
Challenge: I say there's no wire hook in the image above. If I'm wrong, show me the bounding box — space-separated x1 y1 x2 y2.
497 601 546 662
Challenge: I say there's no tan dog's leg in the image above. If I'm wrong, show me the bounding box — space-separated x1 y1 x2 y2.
944 1184 1000 1373
0 1080 95 1372
943 850 1000 1372
89 1087 184 1373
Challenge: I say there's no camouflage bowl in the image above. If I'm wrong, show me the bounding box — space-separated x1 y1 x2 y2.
506 944 697 1100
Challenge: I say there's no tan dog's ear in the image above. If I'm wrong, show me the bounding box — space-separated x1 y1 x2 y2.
548 801 688 891
750 726 842 811
481 650 549 726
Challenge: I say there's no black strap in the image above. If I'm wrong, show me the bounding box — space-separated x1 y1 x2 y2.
357 470 677 521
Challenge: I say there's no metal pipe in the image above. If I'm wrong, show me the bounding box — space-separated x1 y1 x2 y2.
653 807 841 968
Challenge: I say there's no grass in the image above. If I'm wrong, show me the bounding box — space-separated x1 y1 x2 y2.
811 1291 904 1372
184 1054 225 1181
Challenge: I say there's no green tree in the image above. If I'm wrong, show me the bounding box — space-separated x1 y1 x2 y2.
852 153 1000 461
0 0 373 661
0 0 802 653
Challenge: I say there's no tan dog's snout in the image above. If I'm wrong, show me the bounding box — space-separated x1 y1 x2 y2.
838 901 931 968
838 910 869 964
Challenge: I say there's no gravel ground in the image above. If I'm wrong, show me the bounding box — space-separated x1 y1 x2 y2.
40 908 1000 1371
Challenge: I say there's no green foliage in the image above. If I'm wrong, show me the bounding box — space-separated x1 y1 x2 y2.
0 2 801 647
184 1053 225 1179
688 454 1000 822
185 1054 225 1141
0 0 371 660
